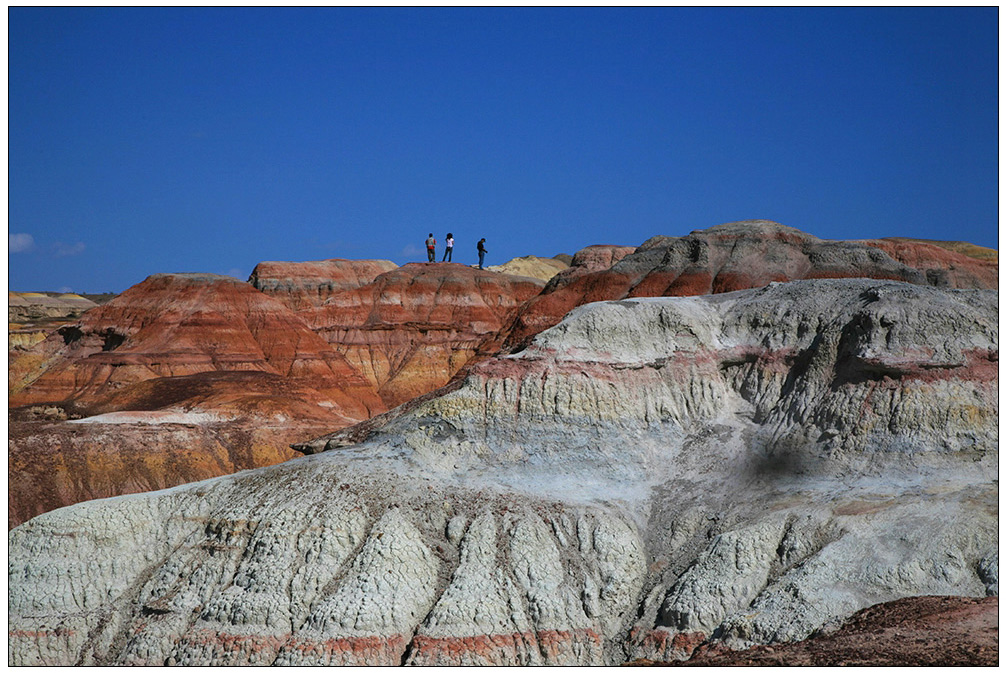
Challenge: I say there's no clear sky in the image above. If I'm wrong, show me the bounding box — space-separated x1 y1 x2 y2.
9 7 999 293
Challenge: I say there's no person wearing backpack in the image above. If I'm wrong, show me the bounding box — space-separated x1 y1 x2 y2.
442 233 454 262
477 238 488 269
425 233 436 262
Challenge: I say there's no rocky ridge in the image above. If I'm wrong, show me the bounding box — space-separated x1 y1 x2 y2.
288 263 545 408
9 292 101 350
8 291 98 323
248 259 398 310
8 273 377 413
9 278 997 665
502 221 998 349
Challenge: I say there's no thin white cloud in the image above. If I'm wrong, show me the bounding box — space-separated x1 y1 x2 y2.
400 244 422 257
10 233 34 253
53 242 86 257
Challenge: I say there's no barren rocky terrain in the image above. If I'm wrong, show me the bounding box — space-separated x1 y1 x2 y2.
8 291 103 350
9 270 997 665
630 595 998 666
8 265 543 526
502 221 998 349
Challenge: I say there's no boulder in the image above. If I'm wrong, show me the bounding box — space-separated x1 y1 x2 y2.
9 278 996 666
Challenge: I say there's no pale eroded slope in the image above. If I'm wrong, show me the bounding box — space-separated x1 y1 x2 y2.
8 279 997 665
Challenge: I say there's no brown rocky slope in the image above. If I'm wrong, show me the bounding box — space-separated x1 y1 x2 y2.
628 596 997 666
247 258 397 310
9 265 545 526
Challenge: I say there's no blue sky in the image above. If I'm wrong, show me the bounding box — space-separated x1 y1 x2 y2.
9 7 998 293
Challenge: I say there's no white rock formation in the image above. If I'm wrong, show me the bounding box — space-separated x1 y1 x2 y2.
8 279 997 665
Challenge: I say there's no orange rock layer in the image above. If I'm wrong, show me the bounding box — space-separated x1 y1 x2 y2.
295 263 545 407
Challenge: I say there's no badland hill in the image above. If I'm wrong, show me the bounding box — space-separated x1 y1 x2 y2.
502 220 998 349
8 264 545 525
8 222 997 530
8 221 999 665
10 275 997 665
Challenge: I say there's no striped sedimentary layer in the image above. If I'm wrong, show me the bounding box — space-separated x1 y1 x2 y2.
9 279 998 665
502 220 998 349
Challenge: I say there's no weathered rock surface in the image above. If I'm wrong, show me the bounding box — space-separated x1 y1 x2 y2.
8 403 318 529
864 238 998 289
881 237 998 263
8 291 98 323
503 221 998 350
9 273 382 418
485 255 570 282
248 259 398 310
9 278 997 666
8 274 387 526
9 292 101 351
644 595 997 666
298 263 545 408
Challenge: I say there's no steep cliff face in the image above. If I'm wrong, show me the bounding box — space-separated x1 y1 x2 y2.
299 263 545 408
10 279 996 666
503 221 998 349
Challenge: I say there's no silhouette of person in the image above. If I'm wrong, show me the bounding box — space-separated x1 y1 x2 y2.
442 233 454 262
477 238 488 269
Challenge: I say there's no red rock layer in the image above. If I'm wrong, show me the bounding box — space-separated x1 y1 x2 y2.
406 628 604 666
117 628 604 666
248 258 398 310
864 239 998 289
9 273 384 420
503 221 998 350
7 407 328 528
8 274 388 526
300 263 545 407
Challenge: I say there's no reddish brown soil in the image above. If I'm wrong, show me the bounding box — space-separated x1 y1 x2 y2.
627 596 998 667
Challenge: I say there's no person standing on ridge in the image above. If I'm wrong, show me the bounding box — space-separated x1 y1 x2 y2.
442 233 454 262
425 233 436 262
477 238 488 269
